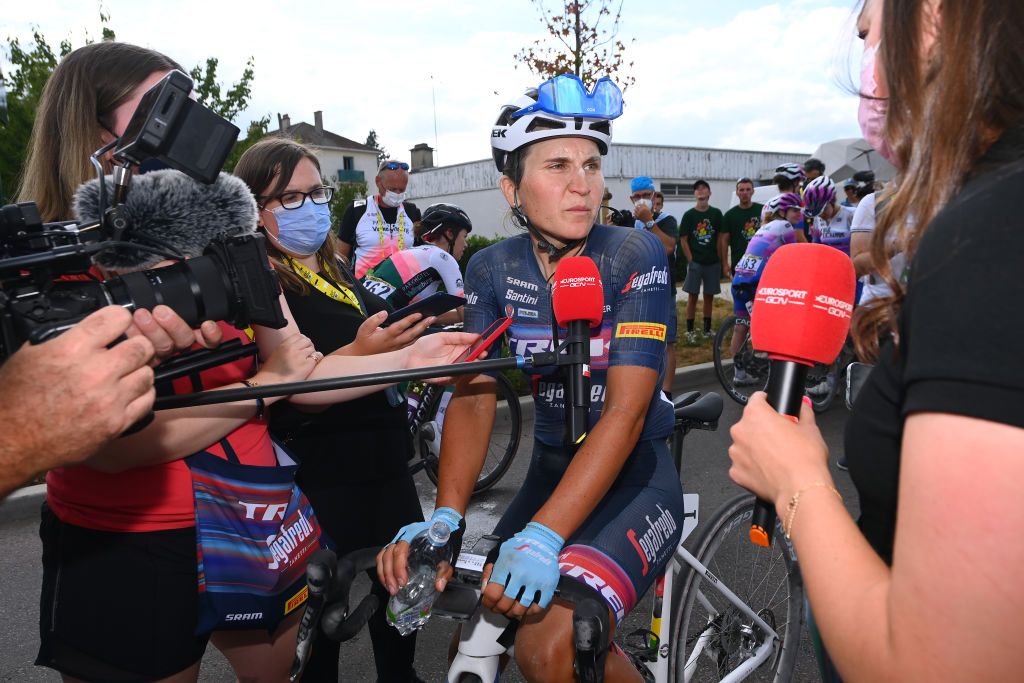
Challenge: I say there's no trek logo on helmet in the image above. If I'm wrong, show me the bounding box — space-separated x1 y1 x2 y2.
492 129 507 138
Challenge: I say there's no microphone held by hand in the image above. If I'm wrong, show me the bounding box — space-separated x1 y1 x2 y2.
747 243 856 546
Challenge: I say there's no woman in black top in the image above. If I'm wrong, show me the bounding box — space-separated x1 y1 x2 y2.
235 138 431 682
727 1 1024 680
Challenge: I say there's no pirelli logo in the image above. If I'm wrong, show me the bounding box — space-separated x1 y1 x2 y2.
615 322 666 341
284 585 309 615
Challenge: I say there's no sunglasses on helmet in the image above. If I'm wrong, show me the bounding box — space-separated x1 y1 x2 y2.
379 161 410 172
512 74 624 121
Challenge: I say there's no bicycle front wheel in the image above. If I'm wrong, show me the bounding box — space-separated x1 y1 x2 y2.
423 373 522 494
713 316 770 405
670 493 803 682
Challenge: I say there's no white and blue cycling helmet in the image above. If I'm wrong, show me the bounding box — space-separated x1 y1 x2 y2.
490 74 622 173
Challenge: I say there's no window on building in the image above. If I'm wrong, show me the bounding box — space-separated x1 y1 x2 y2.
661 183 695 200
343 156 355 170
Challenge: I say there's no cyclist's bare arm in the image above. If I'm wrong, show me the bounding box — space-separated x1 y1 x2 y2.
435 373 499 513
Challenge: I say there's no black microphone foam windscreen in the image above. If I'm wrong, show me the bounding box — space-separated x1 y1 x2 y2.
74 169 258 271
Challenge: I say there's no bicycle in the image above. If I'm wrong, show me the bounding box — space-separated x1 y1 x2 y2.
713 314 853 415
406 369 523 494
429 390 804 682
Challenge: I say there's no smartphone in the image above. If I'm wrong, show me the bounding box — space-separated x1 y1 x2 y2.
455 317 513 363
382 292 466 327
845 361 874 410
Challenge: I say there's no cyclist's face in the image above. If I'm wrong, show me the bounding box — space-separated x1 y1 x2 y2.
501 137 604 243
451 229 467 260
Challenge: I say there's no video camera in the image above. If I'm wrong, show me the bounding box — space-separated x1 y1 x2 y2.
0 70 286 360
605 206 635 227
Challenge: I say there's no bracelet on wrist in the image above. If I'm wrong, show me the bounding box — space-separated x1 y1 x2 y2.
240 379 265 420
782 482 842 539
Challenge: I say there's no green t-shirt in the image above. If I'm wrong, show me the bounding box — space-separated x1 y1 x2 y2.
722 203 763 268
680 206 724 265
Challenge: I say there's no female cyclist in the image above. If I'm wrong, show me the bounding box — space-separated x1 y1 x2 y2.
24 42 473 683
729 192 803 386
361 202 473 325
378 74 682 683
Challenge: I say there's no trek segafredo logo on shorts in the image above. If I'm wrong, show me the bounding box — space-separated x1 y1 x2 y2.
615 322 666 341
266 509 315 570
620 266 669 294
627 504 678 576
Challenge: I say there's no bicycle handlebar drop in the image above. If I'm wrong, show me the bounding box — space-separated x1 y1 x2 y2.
290 546 382 682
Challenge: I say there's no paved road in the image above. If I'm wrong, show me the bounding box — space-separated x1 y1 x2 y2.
0 372 857 682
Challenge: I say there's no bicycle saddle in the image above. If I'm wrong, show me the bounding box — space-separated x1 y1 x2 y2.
672 391 701 409
675 392 723 428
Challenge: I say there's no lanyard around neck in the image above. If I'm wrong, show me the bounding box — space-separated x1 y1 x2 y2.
286 256 363 315
375 200 405 250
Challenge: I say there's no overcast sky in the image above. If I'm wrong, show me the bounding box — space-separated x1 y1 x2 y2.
4 0 865 165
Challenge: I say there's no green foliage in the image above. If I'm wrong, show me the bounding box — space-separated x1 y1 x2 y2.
222 114 270 173
458 234 504 273
514 0 636 90
364 129 387 164
0 29 71 201
189 56 255 123
329 181 369 234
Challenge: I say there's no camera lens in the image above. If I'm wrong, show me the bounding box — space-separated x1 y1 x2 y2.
106 255 234 328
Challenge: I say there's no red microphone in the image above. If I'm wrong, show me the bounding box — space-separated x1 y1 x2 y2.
747 243 855 547
551 257 604 446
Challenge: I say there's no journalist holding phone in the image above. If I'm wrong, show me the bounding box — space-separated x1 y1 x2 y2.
234 137 438 683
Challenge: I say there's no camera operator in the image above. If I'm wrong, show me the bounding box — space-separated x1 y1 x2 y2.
17 42 474 683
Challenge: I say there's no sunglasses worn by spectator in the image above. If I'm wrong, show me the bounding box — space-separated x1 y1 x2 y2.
380 161 410 171
268 186 334 210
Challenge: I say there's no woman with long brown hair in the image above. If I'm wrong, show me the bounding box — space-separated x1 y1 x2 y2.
727 0 1024 680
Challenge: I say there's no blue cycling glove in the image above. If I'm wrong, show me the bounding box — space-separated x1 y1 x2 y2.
390 506 462 545
489 521 565 609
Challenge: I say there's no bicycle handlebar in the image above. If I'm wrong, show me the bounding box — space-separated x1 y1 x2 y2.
289 546 382 682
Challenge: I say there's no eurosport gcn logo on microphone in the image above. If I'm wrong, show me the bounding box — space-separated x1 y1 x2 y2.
755 287 808 306
812 294 853 320
558 275 599 289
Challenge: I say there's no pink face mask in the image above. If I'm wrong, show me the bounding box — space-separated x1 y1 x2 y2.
858 43 895 163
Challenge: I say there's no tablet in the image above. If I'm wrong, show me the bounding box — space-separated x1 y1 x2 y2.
382 292 466 327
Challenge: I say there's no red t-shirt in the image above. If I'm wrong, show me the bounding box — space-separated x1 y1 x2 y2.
46 324 275 532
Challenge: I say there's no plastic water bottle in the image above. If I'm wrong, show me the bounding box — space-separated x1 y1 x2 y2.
386 521 453 635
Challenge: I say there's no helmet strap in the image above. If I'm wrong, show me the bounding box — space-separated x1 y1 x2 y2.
511 189 583 260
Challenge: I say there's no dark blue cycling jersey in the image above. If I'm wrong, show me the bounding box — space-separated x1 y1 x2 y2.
463 224 675 446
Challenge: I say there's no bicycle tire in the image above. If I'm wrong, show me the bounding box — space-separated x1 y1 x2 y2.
669 493 803 682
423 373 522 494
713 316 770 406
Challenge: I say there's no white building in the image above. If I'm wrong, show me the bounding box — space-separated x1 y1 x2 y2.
271 112 380 190
407 143 809 239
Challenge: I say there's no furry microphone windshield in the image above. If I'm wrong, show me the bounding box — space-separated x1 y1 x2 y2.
73 169 259 271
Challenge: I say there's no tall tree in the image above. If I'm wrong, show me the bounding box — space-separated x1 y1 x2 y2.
513 0 635 90
365 129 388 164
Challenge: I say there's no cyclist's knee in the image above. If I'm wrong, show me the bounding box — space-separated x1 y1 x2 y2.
514 604 576 682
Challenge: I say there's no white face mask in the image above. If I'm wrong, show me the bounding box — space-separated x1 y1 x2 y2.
633 198 652 210
381 190 407 208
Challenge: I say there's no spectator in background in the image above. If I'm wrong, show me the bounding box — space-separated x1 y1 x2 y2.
629 178 680 396
679 179 723 341
773 163 809 238
804 157 826 181
850 169 876 201
338 159 421 278
841 177 859 206
720 177 763 277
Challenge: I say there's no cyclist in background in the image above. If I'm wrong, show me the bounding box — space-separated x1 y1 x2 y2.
804 176 855 257
730 192 803 386
771 163 809 238
379 74 682 683
361 202 471 326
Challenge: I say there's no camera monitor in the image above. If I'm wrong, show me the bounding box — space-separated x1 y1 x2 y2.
114 70 239 184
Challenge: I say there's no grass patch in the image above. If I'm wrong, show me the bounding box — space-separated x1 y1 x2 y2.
673 297 736 368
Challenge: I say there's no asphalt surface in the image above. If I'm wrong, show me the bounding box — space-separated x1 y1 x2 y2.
0 369 858 682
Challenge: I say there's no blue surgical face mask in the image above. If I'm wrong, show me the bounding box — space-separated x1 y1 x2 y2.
269 201 331 256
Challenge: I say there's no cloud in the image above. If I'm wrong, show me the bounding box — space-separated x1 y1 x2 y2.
3 0 864 166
